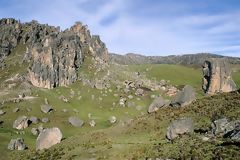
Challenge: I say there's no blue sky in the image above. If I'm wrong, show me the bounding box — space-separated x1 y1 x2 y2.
0 0 240 57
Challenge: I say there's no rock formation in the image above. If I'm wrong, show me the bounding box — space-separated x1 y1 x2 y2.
202 58 237 94
0 18 109 89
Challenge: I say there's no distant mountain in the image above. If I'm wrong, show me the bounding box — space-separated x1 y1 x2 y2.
109 53 240 65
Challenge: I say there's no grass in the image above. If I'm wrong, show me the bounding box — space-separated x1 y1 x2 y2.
0 49 240 159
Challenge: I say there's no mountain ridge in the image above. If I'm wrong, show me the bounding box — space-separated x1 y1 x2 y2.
110 52 240 65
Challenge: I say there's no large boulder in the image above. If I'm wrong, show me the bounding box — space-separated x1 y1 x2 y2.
202 58 237 94
167 118 194 140
148 96 166 113
36 127 62 150
170 85 196 107
8 138 27 150
68 116 84 127
13 116 29 130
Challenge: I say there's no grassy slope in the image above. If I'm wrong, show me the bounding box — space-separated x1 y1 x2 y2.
0 53 240 159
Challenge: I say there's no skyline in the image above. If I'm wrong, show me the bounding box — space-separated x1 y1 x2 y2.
0 0 240 57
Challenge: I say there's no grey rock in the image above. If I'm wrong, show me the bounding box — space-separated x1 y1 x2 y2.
29 116 39 124
36 127 62 150
68 116 84 127
211 118 231 136
42 117 49 123
13 107 19 113
41 105 53 113
167 118 194 140
170 85 196 107
13 116 29 130
148 96 166 113
8 138 27 150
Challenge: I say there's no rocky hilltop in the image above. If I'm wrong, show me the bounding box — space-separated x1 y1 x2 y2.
110 53 240 65
0 18 108 89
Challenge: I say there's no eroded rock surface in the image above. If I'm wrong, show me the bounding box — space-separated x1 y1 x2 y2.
202 58 237 94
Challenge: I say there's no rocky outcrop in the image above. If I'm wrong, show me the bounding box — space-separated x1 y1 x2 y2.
0 18 109 89
202 58 237 94
0 18 22 67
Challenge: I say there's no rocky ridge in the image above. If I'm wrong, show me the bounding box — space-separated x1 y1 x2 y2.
0 18 109 89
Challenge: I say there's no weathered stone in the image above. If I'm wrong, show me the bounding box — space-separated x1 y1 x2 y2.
31 128 40 136
202 58 237 94
29 116 39 124
135 88 144 96
89 120 96 127
109 116 117 124
148 96 166 113
68 116 84 127
42 117 49 123
8 138 27 150
0 109 6 115
41 105 53 113
13 107 19 113
13 116 29 130
170 85 196 107
166 118 194 140
36 127 62 150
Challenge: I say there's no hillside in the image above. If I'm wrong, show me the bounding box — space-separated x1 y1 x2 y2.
0 18 239 160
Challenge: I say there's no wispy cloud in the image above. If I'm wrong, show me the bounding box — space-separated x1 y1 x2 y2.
0 0 239 57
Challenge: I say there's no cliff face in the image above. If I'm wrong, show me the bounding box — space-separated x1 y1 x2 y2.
0 18 109 89
0 18 22 67
202 58 237 94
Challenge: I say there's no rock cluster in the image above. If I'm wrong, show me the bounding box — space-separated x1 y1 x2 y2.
202 58 237 94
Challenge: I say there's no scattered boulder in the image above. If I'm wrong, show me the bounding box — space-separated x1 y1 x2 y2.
8 138 27 150
170 85 196 107
42 117 49 123
166 118 194 140
29 116 39 124
135 88 144 96
68 116 84 127
36 127 62 150
148 96 166 113
212 118 240 142
119 97 126 107
40 105 53 113
211 118 231 136
109 116 117 124
31 128 40 136
89 120 96 127
59 95 69 103
0 110 6 115
13 107 19 113
202 58 237 94
13 116 29 130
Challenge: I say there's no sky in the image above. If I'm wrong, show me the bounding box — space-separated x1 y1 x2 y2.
0 0 240 57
